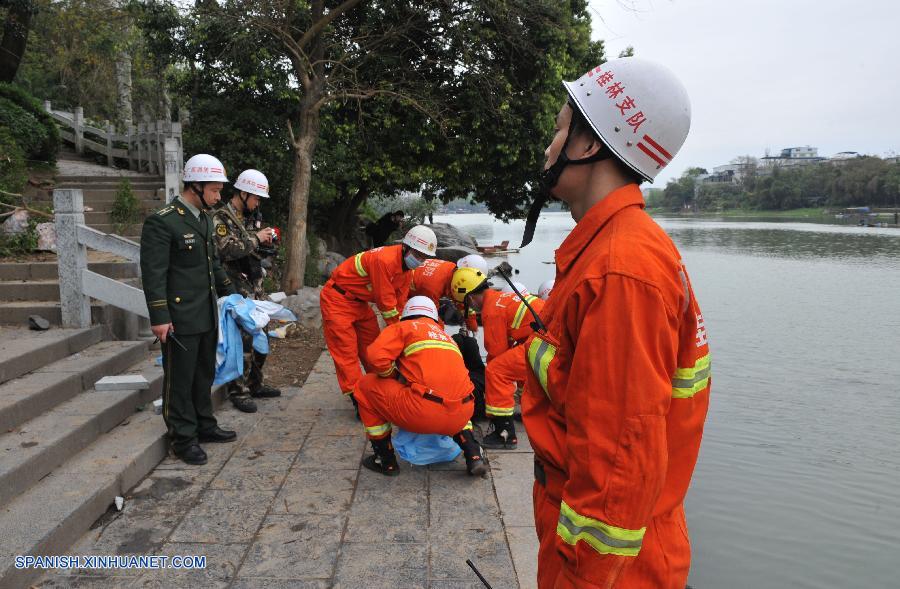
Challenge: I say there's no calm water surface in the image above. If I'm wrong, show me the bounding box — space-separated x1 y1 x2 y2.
434 212 900 589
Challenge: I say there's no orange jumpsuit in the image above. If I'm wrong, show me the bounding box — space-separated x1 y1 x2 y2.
481 290 545 418
521 185 710 589
320 245 410 394
353 318 475 440
410 258 479 332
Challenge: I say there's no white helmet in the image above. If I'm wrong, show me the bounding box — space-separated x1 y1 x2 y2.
538 279 555 300
563 57 691 181
234 169 270 198
402 296 439 321
183 154 229 182
456 254 488 273
500 281 529 296
402 225 438 257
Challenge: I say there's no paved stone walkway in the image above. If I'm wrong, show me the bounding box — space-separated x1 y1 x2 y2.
38 352 538 588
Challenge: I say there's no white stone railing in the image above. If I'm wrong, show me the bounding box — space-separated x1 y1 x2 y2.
45 101 183 202
54 188 150 328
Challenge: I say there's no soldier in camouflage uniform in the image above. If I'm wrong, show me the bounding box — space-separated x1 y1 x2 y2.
212 169 281 413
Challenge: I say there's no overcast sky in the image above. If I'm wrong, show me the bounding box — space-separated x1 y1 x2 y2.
586 0 900 186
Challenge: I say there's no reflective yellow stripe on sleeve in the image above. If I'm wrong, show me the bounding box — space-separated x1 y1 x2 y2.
354 252 368 278
527 336 557 399
381 309 399 319
511 296 540 330
672 353 711 399
365 423 392 437
403 340 462 357
557 501 645 557
377 363 397 377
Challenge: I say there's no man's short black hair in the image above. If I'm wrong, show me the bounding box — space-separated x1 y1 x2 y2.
393 210 405 217
568 101 644 186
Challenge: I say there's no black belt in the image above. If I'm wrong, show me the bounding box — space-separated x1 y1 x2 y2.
422 390 475 405
331 282 361 301
534 459 546 486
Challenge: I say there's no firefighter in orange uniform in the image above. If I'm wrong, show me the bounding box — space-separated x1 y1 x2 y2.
409 257 479 332
454 272 544 450
352 296 487 477
320 225 438 398
521 58 710 588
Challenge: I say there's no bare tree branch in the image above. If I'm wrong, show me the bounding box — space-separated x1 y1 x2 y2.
295 0 365 51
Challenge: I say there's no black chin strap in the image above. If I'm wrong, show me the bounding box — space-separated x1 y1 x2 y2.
522 105 611 247
190 183 212 210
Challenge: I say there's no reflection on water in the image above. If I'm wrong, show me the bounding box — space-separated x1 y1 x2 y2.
435 212 900 589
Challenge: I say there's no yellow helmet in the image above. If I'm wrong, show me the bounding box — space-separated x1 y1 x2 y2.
450 267 488 303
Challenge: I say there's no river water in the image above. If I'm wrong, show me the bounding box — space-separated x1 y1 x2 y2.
434 212 900 589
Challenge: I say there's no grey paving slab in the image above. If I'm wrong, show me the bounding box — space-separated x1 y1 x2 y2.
429 469 501 531
239 416 313 453
429 529 517 589
169 489 274 544
208 449 295 492
489 452 537 528
308 409 362 436
296 434 365 471
272 468 357 516
505 526 538 589
231 578 330 589
334 541 427 588
237 513 345 579
129 542 247 588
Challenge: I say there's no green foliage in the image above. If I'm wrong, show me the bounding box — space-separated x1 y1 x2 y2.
110 178 141 234
0 128 27 195
0 220 39 258
0 82 59 162
137 0 603 250
661 158 900 211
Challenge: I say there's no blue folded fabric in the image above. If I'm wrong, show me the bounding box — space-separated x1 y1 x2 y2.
215 294 270 385
393 428 462 465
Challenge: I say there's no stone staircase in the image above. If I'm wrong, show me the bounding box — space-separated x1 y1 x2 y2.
0 326 226 589
0 261 141 336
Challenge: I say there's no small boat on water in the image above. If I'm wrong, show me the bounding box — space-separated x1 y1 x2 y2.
476 240 520 255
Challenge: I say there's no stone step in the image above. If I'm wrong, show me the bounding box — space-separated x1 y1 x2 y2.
55 175 164 187
0 364 228 589
86 223 145 236
0 340 149 433
0 326 101 386
0 277 141 302
0 342 155 508
0 410 166 589
30 188 164 203
0 301 106 326
0 262 139 281
83 210 156 225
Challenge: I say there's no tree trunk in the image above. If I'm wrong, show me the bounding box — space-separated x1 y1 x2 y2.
0 2 33 83
115 50 134 130
282 100 321 293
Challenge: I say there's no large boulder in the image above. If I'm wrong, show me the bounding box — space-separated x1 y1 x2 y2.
428 222 479 262
281 286 323 329
36 222 57 251
318 251 346 281
1 209 29 235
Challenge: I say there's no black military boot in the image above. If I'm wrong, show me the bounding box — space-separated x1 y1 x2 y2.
174 444 208 465
454 429 488 476
251 384 281 398
231 394 257 413
362 437 399 476
348 393 360 421
199 426 237 443
481 416 518 450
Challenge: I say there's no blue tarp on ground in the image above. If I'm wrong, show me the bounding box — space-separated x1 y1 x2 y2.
393 428 462 465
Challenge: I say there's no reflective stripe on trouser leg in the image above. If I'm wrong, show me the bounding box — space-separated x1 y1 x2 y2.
365 422 392 439
485 346 525 417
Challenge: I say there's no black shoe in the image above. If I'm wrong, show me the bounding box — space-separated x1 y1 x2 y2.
454 429 488 476
363 437 399 476
174 444 208 465
251 384 281 398
231 396 258 413
199 426 237 443
481 417 518 450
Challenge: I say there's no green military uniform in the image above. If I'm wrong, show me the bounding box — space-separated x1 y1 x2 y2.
140 196 236 452
211 201 270 405
212 202 265 298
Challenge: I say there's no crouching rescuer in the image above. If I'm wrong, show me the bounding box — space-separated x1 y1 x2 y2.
352 296 487 477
